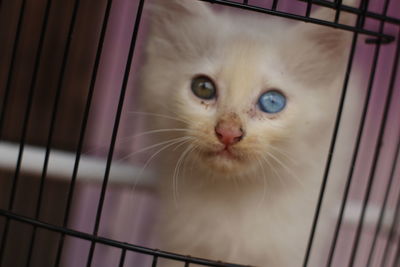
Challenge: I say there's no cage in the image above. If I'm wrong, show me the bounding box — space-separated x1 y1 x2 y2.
0 0 399 266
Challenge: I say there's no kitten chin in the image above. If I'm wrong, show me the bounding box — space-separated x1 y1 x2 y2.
192 150 256 177
185 134 267 177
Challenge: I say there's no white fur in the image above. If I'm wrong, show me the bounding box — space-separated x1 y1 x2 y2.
138 1 357 266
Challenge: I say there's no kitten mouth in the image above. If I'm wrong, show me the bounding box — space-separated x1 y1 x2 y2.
210 147 240 160
199 146 248 173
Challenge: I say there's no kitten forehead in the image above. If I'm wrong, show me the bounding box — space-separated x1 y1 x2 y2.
215 39 283 109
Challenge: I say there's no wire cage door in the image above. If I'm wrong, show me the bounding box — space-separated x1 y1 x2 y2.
0 0 399 266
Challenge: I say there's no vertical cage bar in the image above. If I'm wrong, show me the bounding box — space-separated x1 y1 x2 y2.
334 0 343 23
381 185 400 267
0 0 27 262
325 1 391 267
366 40 400 267
184 261 190 267
358 0 368 28
118 249 126 267
271 0 279 10
366 134 400 266
22 0 81 265
302 13 362 267
305 0 312 18
0 0 27 139
389 174 400 267
0 0 57 264
347 4 395 266
392 241 400 267
85 0 145 266
53 0 114 266
152 256 158 267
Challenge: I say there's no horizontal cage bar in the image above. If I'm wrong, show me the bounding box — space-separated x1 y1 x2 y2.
199 0 396 43
298 0 400 25
0 210 250 267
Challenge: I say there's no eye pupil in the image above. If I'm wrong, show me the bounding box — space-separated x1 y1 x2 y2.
191 76 216 100
258 90 286 114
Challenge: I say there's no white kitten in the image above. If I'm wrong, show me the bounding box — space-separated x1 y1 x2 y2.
138 1 356 266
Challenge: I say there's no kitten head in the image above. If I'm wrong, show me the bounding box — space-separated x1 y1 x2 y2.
140 0 353 178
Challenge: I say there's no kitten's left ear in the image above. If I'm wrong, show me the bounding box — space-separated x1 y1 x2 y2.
285 7 356 84
299 6 355 55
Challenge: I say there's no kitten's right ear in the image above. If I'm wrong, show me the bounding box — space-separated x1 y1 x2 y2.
148 0 212 39
148 0 212 19
146 0 214 58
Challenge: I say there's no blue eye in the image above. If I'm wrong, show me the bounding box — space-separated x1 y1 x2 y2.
258 90 286 114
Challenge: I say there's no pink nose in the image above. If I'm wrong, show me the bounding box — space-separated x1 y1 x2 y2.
215 122 244 146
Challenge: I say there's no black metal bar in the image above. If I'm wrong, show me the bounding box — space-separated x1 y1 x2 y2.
325 1 391 266
301 9 363 267
334 0 342 23
0 0 55 264
347 5 397 267
20 1 54 266
358 0 368 33
0 219 9 267
381 183 400 267
366 106 400 266
392 240 400 267
0 2 27 262
0 1 397 267
271 0 279 10
298 0 400 25
152 256 158 267
85 0 146 266
198 0 395 43
0 0 27 139
389 171 400 267
0 210 249 267
118 249 126 267
305 0 312 18
185 261 190 267
53 0 113 266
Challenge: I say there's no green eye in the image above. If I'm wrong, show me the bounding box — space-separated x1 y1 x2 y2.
191 75 216 100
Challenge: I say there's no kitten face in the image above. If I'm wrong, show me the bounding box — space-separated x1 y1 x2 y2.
142 0 352 177
174 41 292 174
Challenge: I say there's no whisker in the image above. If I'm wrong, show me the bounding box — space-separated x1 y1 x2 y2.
255 157 267 208
178 143 199 193
117 128 195 143
265 144 297 165
127 111 190 125
173 144 195 206
130 137 195 196
82 127 197 156
118 136 192 162
188 145 201 177
259 153 288 188
264 151 304 188
173 138 195 151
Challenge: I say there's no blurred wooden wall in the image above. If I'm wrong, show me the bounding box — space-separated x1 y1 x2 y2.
0 0 108 151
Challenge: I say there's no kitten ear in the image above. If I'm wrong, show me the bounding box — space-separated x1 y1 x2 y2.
148 0 212 18
146 0 214 58
285 7 356 84
302 6 356 54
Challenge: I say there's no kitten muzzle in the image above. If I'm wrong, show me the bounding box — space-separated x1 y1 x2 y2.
215 114 245 147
